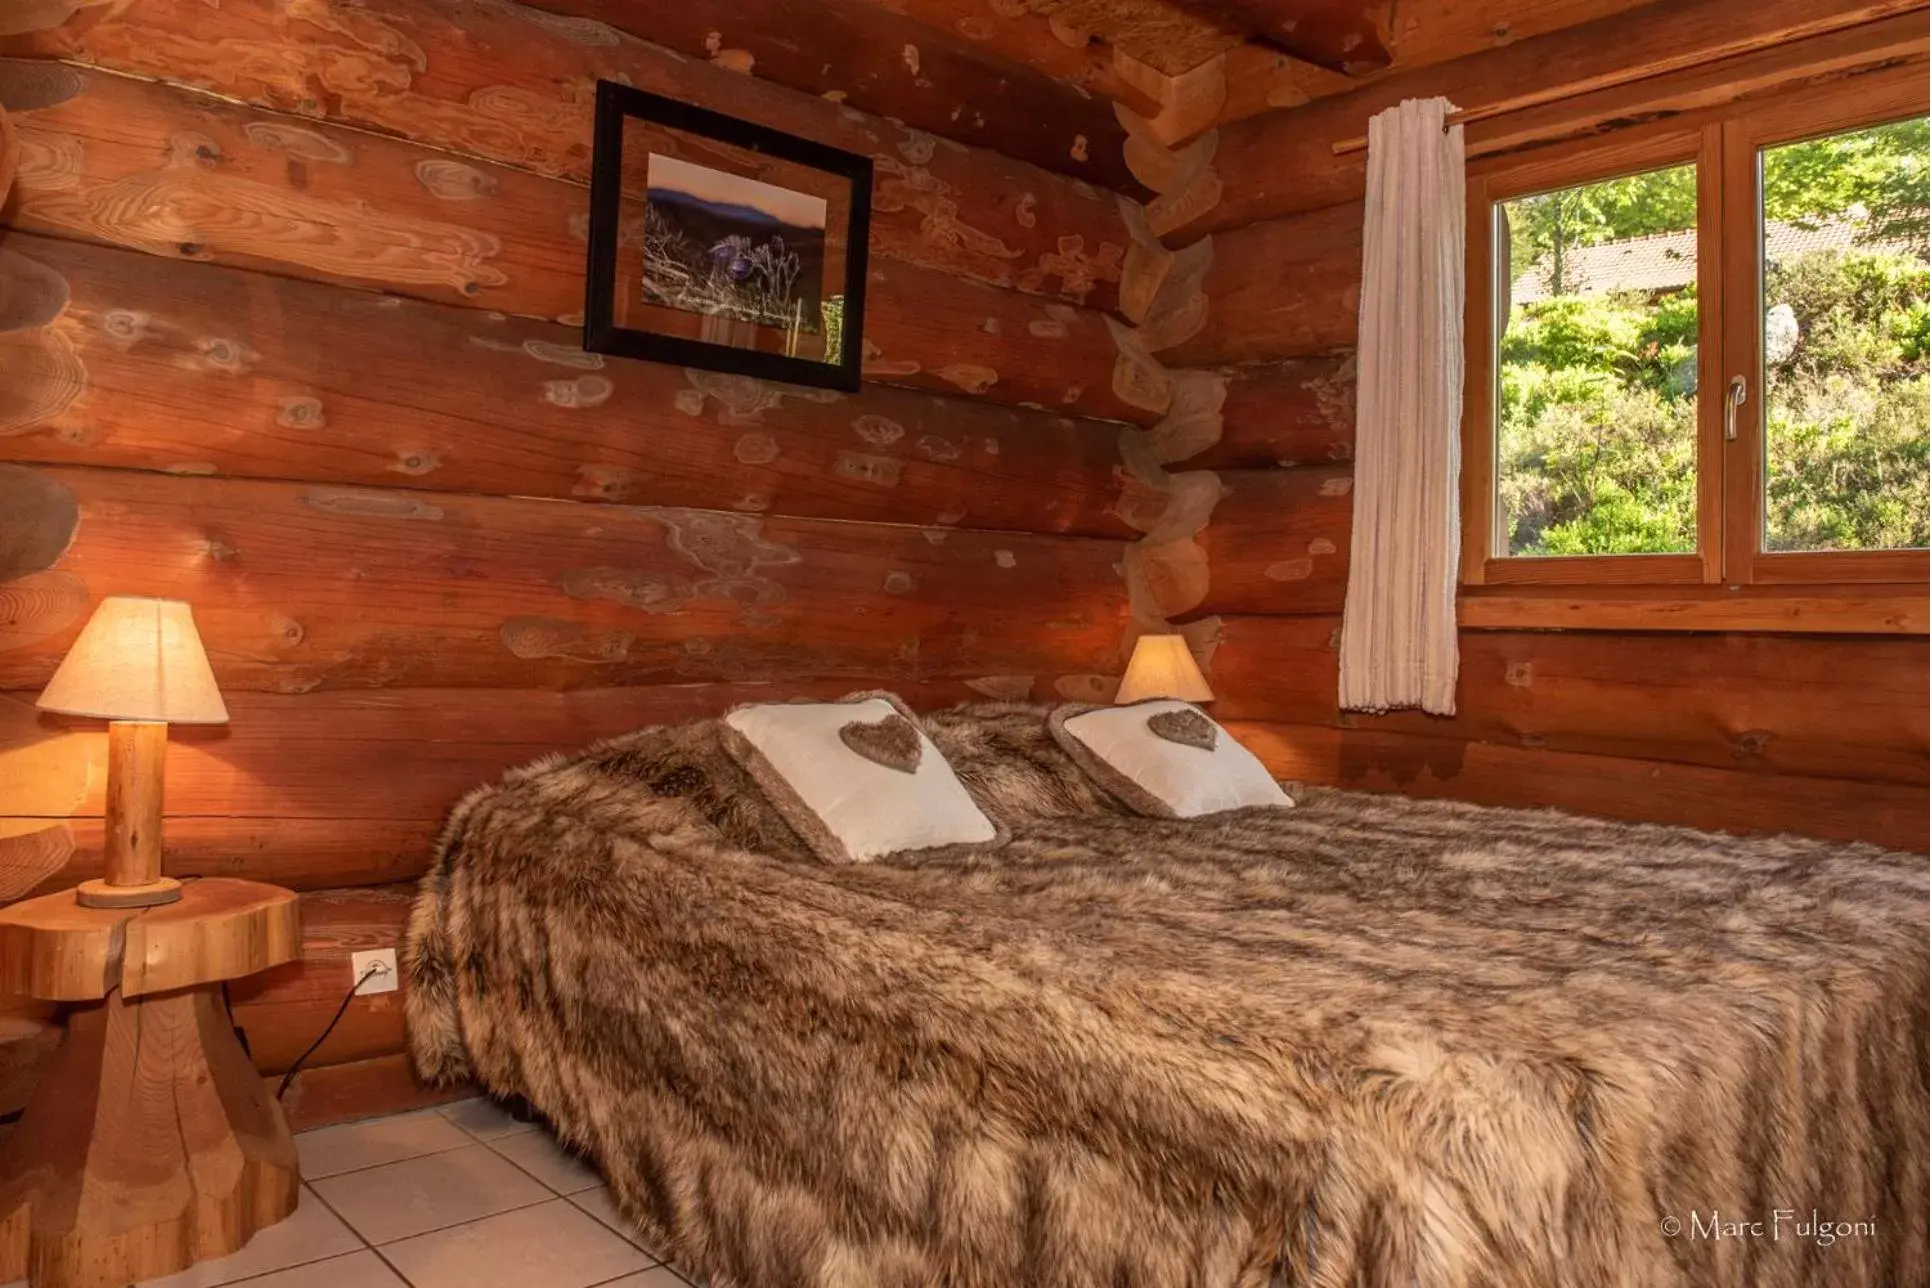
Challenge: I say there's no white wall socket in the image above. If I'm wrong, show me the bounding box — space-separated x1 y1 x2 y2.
350 948 399 996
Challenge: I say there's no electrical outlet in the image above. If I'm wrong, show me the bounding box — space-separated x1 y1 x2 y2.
350 948 399 996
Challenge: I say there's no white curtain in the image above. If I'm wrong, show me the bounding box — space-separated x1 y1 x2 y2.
1339 97 1465 717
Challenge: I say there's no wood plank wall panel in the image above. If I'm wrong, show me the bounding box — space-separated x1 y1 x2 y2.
0 233 1133 540
1 61 1148 424
0 0 1136 307
0 0 1153 1121
1180 13 1930 859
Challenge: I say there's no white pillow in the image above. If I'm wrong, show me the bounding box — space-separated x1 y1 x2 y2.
1049 700 1293 819
723 693 1001 863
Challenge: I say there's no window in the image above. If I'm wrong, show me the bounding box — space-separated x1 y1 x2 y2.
1464 64 1930 593
1495 164 1700 559
1759 116 1930 556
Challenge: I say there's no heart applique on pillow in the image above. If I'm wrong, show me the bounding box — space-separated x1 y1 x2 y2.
1146 707 1218 752
839 713 923 774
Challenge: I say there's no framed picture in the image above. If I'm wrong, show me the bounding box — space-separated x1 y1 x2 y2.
583 81 873 393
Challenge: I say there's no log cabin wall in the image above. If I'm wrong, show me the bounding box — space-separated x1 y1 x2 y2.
0 0 1230 1122
1170 0 1930 856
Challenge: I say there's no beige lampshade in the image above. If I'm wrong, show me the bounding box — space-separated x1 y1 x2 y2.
1115 633 1214 704
36 596 229 724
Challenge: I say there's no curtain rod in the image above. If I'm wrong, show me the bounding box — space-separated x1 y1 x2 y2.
1331 78 1618 157
1329 9 1912 156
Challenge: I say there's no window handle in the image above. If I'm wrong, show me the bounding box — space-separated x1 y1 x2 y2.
1724 375 1748 441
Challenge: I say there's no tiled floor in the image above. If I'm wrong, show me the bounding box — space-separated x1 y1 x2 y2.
2 1099 699 1288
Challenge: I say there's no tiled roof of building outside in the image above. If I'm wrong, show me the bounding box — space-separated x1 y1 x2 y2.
1511 218 1920 303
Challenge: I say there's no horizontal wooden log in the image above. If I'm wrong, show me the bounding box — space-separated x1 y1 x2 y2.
1229 719 1930 855
230 886 414 1074
0 232 1134 539
1204 356 1355 468
1 61 1147 422
0 465 1131 693
1 0 1134 306
1355 0 1656 80
860 258 1143 418
278 1053 471 1131
9 818 440 902
1207 0 1686 136
1161 204 1362 366
1191 467 1352 616
1194 0 1930 234
862 0 1167 116
955 0 1247 76
0 679 1108 895
524 0 1137 190
1214 615 1930 790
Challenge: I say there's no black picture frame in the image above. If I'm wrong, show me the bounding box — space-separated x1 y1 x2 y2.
582 80 872 393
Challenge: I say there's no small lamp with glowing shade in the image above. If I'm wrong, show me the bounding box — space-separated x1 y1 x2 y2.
36 596 228 909
1114 633 1214 705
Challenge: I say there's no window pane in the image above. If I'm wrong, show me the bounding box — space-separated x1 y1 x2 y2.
1762 115 1930 552
1495 164 1699 557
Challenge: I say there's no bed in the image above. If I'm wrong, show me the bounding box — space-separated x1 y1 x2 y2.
405 701 1930 1288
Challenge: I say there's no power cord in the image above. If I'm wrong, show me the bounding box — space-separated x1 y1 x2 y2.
276 960 389 1101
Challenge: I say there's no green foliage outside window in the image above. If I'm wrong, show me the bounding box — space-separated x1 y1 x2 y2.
1496 119 1930 557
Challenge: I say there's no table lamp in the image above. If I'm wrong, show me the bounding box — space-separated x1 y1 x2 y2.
34 596 228 908
1115 632 1214 704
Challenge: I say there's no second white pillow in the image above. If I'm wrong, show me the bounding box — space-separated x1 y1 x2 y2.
1050 700 1293 819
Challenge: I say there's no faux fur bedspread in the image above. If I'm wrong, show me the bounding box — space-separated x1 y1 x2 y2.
405 702 1930 1288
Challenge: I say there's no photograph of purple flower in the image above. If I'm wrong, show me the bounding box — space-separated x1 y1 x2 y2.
642 153 829 339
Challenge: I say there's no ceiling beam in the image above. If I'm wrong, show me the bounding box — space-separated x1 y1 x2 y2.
1175 0 1391 72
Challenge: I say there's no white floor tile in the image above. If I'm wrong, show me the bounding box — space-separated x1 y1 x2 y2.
438 1096 540 1142
379 1198 649 1288
592 1270 694 1287
217 1250 407 1287
567 1186 670 1260
490 1128 604 1195
296 1107 474 1180
310 1141 550 1245
141 1186 361 1287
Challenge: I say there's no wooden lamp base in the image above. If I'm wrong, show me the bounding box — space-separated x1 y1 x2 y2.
73 875 184 909
0 987 299 1288
80 721 185 909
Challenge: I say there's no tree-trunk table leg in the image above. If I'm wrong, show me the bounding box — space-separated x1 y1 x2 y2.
0 986 298 1288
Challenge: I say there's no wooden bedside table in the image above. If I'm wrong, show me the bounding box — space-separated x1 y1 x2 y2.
0 878 303 1288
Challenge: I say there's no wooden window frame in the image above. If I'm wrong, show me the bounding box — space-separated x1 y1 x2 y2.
1722 66 1930 586
1461 59 1930 598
